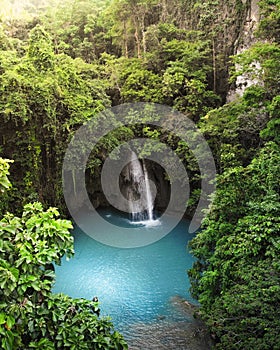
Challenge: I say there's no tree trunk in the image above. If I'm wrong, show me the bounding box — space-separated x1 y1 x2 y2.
123 20 128 58
161 0 168 22
141 22 146 55
132 15 141 58
212 38 217 93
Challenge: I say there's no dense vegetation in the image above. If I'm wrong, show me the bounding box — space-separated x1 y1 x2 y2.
188 2 280 348
0 0 250 215
0 0 279 348
0 160 127 348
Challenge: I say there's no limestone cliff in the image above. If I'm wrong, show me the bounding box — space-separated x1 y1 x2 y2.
227 0 261 100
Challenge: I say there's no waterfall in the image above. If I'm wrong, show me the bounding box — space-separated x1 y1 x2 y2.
143 161 153 221
123 151 154 223
126 151 145 221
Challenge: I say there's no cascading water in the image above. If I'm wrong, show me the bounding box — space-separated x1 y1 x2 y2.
143 161 153 221
125 152 144 221
123 151 155 223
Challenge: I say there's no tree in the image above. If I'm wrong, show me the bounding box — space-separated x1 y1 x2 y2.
188 8 280 342
0 25 111 213
107 0 161 58
258 0 280 43
189 141 280 349
0 161 127 349
159 37 220 118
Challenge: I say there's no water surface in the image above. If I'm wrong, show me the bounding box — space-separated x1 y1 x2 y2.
53 209 205 348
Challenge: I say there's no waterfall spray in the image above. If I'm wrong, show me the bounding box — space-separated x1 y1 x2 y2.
124 151 155 223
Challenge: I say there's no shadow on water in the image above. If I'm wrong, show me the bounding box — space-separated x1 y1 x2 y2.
53 208 212 349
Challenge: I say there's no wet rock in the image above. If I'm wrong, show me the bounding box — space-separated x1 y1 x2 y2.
126 296 213 350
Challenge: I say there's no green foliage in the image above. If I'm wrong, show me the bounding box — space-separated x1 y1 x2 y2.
188 6 280 344
261 95 280 143
199 100 267 173
115 58 162 103
0 138 127 350
189 134 280 350
231 42 280 97
0 158 12 193
0 2 280 348
101 32 220 118
159 38 220 117
258 0 280 43
0 199 127 349
0 27 111 211
0 158 13 214
40 0 118 61
23 293 127 350
28 25 54 70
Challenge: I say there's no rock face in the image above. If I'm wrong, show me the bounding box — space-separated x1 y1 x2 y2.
238 0 260 51
139 160 170 214
187 0 261 102
86 158 170 216
227 0 261 101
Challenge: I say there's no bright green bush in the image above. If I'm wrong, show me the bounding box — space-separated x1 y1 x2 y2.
189 142 280 349
0 162 127 349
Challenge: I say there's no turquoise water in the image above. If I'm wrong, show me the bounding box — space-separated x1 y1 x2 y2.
53 209 197 345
